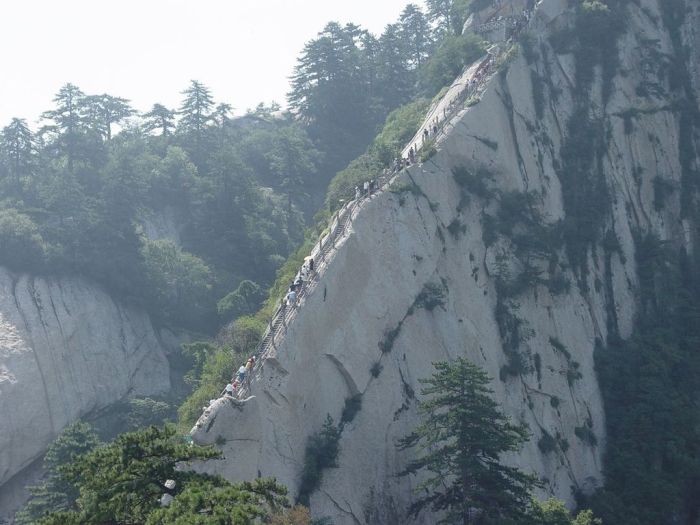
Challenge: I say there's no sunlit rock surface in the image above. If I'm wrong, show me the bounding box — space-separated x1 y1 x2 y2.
0 269 171 492
192 0 700 523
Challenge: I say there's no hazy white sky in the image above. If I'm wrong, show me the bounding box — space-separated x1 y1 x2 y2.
0 0 423 128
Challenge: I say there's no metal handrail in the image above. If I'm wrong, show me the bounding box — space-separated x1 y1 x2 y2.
208 6 536 409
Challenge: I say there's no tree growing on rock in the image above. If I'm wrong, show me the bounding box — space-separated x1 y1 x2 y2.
398 357 538 524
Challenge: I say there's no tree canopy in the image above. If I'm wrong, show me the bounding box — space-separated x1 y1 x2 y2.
16 422 101 525
30 425 292 524
0 81 319 332
398 357 538 524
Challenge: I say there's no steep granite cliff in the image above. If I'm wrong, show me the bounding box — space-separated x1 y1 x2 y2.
192 0 700 523
0 269 171 506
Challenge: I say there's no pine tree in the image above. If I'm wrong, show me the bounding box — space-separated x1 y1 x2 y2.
178 80 215 168
426 0 455 34
264 125 318 215
398 357 538 525
213 102 233 128
40 83 85 167
142 103 176 137
81 94 134 140
399 4 433 70
288 22 376 171
0 118 34 193
377 23 415 109
144 477 289 524
40 425 221 524
16 422 100 524
29 425 292 524
178 80 214 138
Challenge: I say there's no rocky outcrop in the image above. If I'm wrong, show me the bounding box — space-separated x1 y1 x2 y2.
0 269 171 491
192 0 700 523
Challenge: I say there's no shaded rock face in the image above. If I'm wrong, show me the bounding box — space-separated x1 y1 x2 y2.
0 269 171 491
193 0 700 523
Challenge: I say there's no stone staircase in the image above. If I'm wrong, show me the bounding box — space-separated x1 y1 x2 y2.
233 198 360 399
199 1 537 418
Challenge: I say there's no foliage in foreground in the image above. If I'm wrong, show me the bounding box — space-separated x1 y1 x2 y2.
16 423 101 524
531 498 602 525
28 425 294 524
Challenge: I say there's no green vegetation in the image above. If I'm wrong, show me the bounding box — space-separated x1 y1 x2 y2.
175 312 272 430
398 358 537 523
566 360 582 386
453 166 568 299
0 83 316 334
447 217 466 238
419 138 437 161
217 280 265 320
496 293 533 380
389 179 423 201
379 279 447 354
574 425 597 447
379 323 404 354
21 424 295 524
495 43 521 72
0 208 48 271
549 337 572 359
141 238 213 326
419 33 486 95
584 235 700 524
144 478 289 525
538 430 557 454
326 98 429 209
297 415 341 506
103 397 175 435
453 165 496 208
426 0 478 35
652 176 676 212
557 111 609 286
340 394 363 426
17 423 101 524
531 499 602 525
548 0 629 287
411 281 447 312
398 358 601 524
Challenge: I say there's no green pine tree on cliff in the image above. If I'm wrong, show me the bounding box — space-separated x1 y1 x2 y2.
398 357 537 525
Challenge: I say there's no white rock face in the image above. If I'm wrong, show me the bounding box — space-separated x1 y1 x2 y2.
0 269 171 491
193 0 700 523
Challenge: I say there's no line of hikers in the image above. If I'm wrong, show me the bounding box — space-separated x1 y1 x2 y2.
223 355 256 398
284 256 314 308
215 257 316 402
208 6 537 408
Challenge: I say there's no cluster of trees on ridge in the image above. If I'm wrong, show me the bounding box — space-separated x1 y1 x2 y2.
0 0 485 335
0 83 314 331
